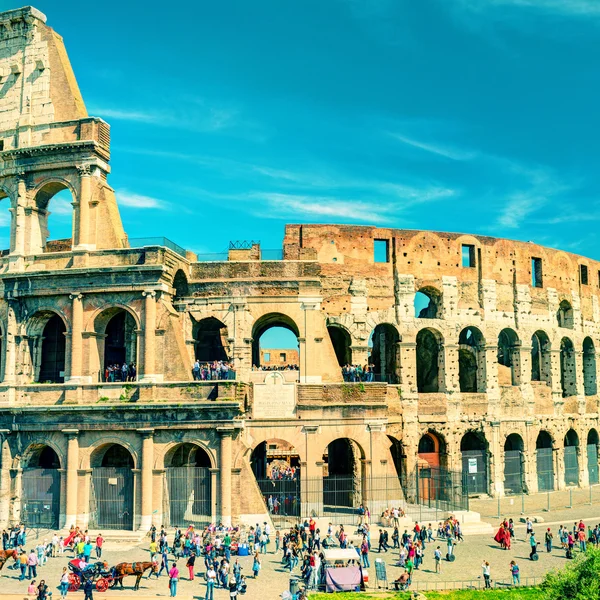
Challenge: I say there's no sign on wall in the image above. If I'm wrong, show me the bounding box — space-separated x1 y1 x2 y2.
253 371 296 419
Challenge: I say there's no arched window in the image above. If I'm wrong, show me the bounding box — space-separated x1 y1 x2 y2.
369 324 400 383
194 317 229 362
557 300 574 329
251 313 300 372
96 309 138 381
35 313 67 384
458 327 485 392
498 328 520 386
560 337 577 398
531 330 551 384
173 269 189 299
32 182 75 254
583 337 597 396
416 329 442 393
414 287 441 319
327 325 352 367
536 430 554 491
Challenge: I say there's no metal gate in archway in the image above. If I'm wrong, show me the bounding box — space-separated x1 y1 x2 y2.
587 444 599 485
536 448 554 491
564 446 579 486
165 467 211 527
89 467 134 530
323 475 360 510
21 468 60 528
503 451 524 494
462 450 487 495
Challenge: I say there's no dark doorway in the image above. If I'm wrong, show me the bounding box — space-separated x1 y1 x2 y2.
564 429 579 486
503 434 525 495
21 445 60 528
536 431 554 491
461 432 488 495
104 311 136 368
587 429 599 485
194 317 229 362
328 326 352 367
38 315 66 383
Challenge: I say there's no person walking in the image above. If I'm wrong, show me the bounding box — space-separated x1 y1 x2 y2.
482 561 491 588
168 562 179 597
434 546 442 574
83 577 94 600
360 537 370 568
510 560 520 586
529 531 538 560
446 535 454 560
27 549 38 579
59 567 70 598
186 553 195 580
18 549 27 581
545 528 553 554
252 551 261 578
205 565 216 600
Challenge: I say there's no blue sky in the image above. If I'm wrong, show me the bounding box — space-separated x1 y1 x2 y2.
6 0 600 259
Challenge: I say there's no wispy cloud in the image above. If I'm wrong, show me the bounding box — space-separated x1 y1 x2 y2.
388 132 476 161
117 191 168 210
51 198 74 217
457 0 600 18
0 212 11 227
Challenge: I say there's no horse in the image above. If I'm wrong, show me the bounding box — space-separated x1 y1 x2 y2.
0 549 18 574
113 561 158 590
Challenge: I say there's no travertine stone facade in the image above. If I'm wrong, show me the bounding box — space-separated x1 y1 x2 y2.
0 6 597 530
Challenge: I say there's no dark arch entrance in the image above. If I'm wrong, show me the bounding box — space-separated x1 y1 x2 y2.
536 431 554 491
194 317 229 362
461 432 488 495
531 331 551 384
89 444 134 530
323 439 363 510
251 313 300 370
458 327 484 393
173 269 189 299
100 310 137 380
497 328 520 386
417 432 448 503
503 434 525 494
251 440 300 519
21 445 60 528
587 429 599 485
37 314 66 383
327 325 352 368
369 324 400 383
416 329 442 392
583 337 597 396
564 429 579 487
165 443 212 526
560 338 577 397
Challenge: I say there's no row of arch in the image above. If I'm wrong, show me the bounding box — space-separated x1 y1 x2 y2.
20 442 212 529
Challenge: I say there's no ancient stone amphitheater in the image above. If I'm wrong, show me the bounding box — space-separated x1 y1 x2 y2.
0 5 597 531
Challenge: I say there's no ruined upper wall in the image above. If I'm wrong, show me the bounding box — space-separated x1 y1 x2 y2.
0 6 88 150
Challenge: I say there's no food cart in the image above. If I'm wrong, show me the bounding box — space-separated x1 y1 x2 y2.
322 548 364 593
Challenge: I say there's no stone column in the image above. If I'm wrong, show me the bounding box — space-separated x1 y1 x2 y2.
0 430 11 527
12 174 26 255
75 164 92 249
549 349 564 409
63 429 79 529
139 428 154 530
300 425 321 518
141 291 160 382
66 293 88 383
218 427 234 526
489 422 504 496
3 301 18 386
441 343 459 393
523 421 537 494
209 468 218 524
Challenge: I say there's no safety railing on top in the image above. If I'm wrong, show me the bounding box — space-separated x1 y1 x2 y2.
410 576 542 592
127 237 187 257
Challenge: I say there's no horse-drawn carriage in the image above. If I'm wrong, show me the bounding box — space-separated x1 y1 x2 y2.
68 559 116 592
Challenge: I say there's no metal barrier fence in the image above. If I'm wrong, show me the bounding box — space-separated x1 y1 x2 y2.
470 484 600 519
89 467 134 530
21 468 60 529
256 470 469 525
411 576 542 592
165 467 212 527
128 236 187 257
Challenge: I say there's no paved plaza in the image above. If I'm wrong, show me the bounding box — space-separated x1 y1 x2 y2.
1 507 597 599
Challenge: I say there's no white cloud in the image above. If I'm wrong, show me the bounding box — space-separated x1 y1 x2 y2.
0 211 11 227
117 191 168 210
50 198 74 216
389 132 476 161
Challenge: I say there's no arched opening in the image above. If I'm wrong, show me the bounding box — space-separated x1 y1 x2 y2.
497 328 520 386
173 269 189 299
461 432 488 495
388 435 405 483
251 439 300 519
34 313 67 383
536 431 554 491
252 313 300 373
21 444 60 528
323 438 363 510
0 190 12 254
89 443 134 530
417 431 448 503
557 300 574 329
458 327 485 393
369 324 400 383
583 337 597 396
95 308 137 382
165 443 212 526
564 429 579 487
531 331 551 384
414 287 441 319
327 325 352 370
416 328 442 393
560 337 577 398
587 429 599 485
32 183 75 254
503 434 525 495
194 317 230 363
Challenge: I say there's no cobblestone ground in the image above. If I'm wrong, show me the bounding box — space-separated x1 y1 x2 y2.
1 511 597 599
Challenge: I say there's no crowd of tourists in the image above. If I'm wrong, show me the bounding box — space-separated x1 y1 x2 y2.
268 464 299 481
192 360 236 381
104 363 136 382
252 364 299 371
341 364 375 382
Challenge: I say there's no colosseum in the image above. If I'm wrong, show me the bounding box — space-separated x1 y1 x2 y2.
0 5 598 532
